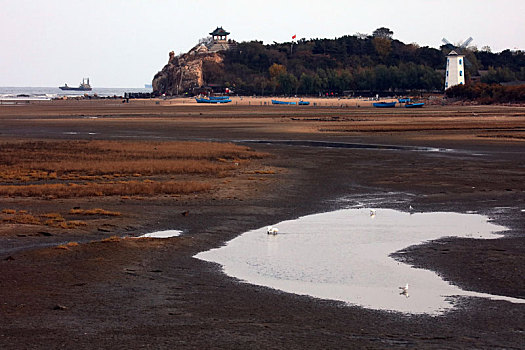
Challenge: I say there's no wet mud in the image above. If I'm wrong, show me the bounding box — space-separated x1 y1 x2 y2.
0 102 524 349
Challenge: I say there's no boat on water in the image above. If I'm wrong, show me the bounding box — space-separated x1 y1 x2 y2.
272 100 296 105
405 102 425 108
373 101 396 108
195 97 232 104
59 78 92 91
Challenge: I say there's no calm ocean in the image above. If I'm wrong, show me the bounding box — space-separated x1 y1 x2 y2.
0 86 152 100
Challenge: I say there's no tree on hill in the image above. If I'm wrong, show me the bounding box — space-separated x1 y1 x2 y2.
372 27 394 39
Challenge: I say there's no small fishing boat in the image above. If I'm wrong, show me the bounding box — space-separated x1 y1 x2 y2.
208 96 230 100
398 98 411 103
405 102 425 108
272 100 296 105
195 97 231 103
298 101 310 105
373 101 396 108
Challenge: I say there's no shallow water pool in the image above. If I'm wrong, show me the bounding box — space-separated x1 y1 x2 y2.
195 208 524 315
140 230 182 238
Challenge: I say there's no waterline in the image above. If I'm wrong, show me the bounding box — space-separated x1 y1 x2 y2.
195 208 524 315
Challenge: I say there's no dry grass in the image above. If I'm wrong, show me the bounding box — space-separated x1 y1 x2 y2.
0 140 266 178
100 236 121 243
56 242 79 250
69 208 122 216
0 181 211 198
1 210 87 228
0 140 267 198
250 170 276 175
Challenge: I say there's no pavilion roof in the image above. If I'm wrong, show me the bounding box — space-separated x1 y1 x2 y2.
210 27 230 36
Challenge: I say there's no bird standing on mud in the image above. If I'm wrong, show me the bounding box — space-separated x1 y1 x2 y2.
267 226 279 235
399 283 409 297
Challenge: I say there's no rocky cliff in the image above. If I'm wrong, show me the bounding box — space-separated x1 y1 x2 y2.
152 45 224 96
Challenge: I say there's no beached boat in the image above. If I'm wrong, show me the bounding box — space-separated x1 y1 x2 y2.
298 101 310 105
59 78 92 91
405 102 425 108
373 101 396 108
398 98 411 103
208 96 230 100
272 100 296 105
195 97 232 103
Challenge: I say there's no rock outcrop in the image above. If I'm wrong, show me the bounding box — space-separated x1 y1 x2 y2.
152 45 224 96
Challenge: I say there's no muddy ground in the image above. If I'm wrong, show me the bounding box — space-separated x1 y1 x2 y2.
0 101 524 349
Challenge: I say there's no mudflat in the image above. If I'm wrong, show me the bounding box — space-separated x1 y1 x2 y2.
1 99 524 349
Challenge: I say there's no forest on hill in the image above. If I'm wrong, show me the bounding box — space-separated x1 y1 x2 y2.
202 28 525 96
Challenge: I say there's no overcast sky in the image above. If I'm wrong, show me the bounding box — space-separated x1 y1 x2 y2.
1 0 524 87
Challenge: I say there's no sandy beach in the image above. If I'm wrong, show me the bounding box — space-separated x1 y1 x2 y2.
1 100 524 349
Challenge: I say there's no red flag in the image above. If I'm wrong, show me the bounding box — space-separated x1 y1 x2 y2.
292 34 296 40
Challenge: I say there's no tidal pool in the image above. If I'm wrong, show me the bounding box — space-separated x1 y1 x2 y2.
195 208 525 315
140 230 182 238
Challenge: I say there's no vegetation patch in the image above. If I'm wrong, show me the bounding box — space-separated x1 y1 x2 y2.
56 242 80 250
0 140 268 198
1 210 87 229
100 236 121 243
0 180 212 198
446 83 525 104
69 208 122 216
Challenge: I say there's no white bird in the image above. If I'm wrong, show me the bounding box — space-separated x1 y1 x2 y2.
267 226 279 235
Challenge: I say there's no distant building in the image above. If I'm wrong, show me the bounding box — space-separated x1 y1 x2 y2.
445 51 465 90
206 26 236 52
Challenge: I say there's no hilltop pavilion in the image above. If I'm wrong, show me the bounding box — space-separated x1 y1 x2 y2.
206 27 236 52
210 27 230 41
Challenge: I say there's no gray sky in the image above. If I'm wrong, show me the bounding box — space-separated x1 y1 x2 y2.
1 0 524 87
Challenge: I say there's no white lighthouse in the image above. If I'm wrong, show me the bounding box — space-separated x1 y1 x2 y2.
445 50 465 90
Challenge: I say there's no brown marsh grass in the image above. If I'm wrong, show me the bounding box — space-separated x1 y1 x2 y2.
0 140 265 174
69 208 122 216
1 210 87 229
0 140 268 198
0 181 212 198
56 242 80 250
100 236 121 243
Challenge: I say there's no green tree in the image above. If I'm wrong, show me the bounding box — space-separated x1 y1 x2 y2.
374 65 391 91
481 67 517 84
299 73 315 94
277 73 299 95
254 76 269 96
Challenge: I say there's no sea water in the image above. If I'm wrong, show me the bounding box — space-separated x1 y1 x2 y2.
0 86 151 100
195 208 525 315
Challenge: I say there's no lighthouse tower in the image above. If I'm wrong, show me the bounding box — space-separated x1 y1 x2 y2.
445 50 465 90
